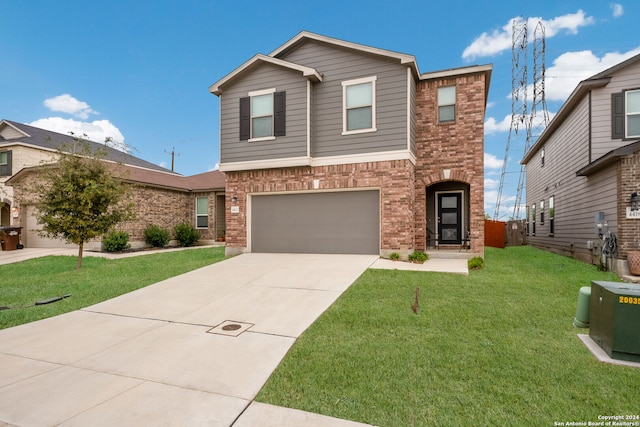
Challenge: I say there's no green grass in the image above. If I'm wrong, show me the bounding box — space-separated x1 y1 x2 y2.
0 247 225 330
257 246 640 426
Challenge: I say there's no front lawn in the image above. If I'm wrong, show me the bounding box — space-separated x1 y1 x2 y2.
0 246 225 330
257 246 640 426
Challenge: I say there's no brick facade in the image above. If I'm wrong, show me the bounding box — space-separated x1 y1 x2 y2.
117 186 220 243
414 74 486 254
10 173 222 248
224 71 488 258
225 160 416 257
617 149 640 258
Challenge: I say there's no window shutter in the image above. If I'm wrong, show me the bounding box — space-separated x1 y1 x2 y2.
274 91 286 137
612 92 624 139
239 97 250 141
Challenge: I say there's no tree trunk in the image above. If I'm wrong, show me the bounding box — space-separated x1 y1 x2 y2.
76 241 84 270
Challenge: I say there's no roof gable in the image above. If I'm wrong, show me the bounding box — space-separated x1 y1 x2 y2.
209 31 423 96
523 52 640 164
0 120 30 140
209 54 322 96
0 119 175 174
270 31 419 77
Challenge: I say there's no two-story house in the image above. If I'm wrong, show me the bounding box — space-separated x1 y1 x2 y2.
1 120 226 249
210 32 491 259
522 53 640 273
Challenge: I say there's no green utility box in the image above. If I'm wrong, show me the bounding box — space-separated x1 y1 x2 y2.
589 281 640 363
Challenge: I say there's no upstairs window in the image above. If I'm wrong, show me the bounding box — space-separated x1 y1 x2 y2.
0 151 11 176
196 197 209 228
342 76 376 134
626 90 640 138
612 89 640 139
239 89 286 141
438 86 456 123
251 92 274 139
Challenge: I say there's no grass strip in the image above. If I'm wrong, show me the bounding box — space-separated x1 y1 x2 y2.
257 246 639 426
0 247 225 330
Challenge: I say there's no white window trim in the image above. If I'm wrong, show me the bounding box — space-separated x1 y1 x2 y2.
342 76 377 135
624 89 640 138
195 197 209 229
625 89 640 138
248 88 276 142
437 85 456 123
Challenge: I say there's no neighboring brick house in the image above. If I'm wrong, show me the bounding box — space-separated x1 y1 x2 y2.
522 53 640 273
209 32 491 258
1 120 225 249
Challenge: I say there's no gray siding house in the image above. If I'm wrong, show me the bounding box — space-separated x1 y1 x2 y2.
522 53 640 273
210 31 491 258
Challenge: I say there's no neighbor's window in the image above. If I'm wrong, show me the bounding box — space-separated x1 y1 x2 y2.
540 200 545 225
196 197 209 228
239 89 286 141
626 90 640 138
549 196 555 236
438 86 456 123
531 203 536 236
342 76 376 134
0 151 11 176
526 205 530 236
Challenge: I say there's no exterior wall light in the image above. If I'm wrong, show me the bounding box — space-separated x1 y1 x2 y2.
631 192 639 211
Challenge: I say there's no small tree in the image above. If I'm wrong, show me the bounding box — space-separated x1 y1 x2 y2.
31 137 135 269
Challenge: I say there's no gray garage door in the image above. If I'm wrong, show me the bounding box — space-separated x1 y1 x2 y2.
251 190 379 254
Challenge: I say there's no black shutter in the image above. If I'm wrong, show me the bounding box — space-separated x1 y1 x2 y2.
612 92 624 139
0 151 11 176
274 91 286 137
239 97 250 141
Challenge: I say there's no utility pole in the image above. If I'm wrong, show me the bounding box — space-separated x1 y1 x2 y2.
164 147 180 172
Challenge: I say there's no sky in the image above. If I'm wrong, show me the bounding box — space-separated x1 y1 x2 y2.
2 0 639 219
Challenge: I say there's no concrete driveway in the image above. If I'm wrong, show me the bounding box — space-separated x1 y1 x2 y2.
0 253 378 427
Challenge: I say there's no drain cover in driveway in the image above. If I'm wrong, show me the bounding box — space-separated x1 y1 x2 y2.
207 320 253 337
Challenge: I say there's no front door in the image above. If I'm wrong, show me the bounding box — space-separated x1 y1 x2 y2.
438 193 462 245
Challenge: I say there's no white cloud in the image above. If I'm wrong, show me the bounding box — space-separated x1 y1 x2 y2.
43 94 98 120
484 152 504 169
545 47 640 101
485 177 500 189
462 10 594 60
29 117 127 152
611 3 624 17
484 115 512 134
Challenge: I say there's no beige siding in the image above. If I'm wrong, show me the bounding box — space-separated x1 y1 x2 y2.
0 146 59 209
526 95 618 262
591 60 640 159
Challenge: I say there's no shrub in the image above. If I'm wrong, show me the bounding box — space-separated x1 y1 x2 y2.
174 223 200 247
408 251 428 263
102 230 130 252
389 252 401 261
143 224 171 248
468 256 485 270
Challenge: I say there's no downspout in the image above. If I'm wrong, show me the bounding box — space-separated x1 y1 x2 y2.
588 90 592 164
